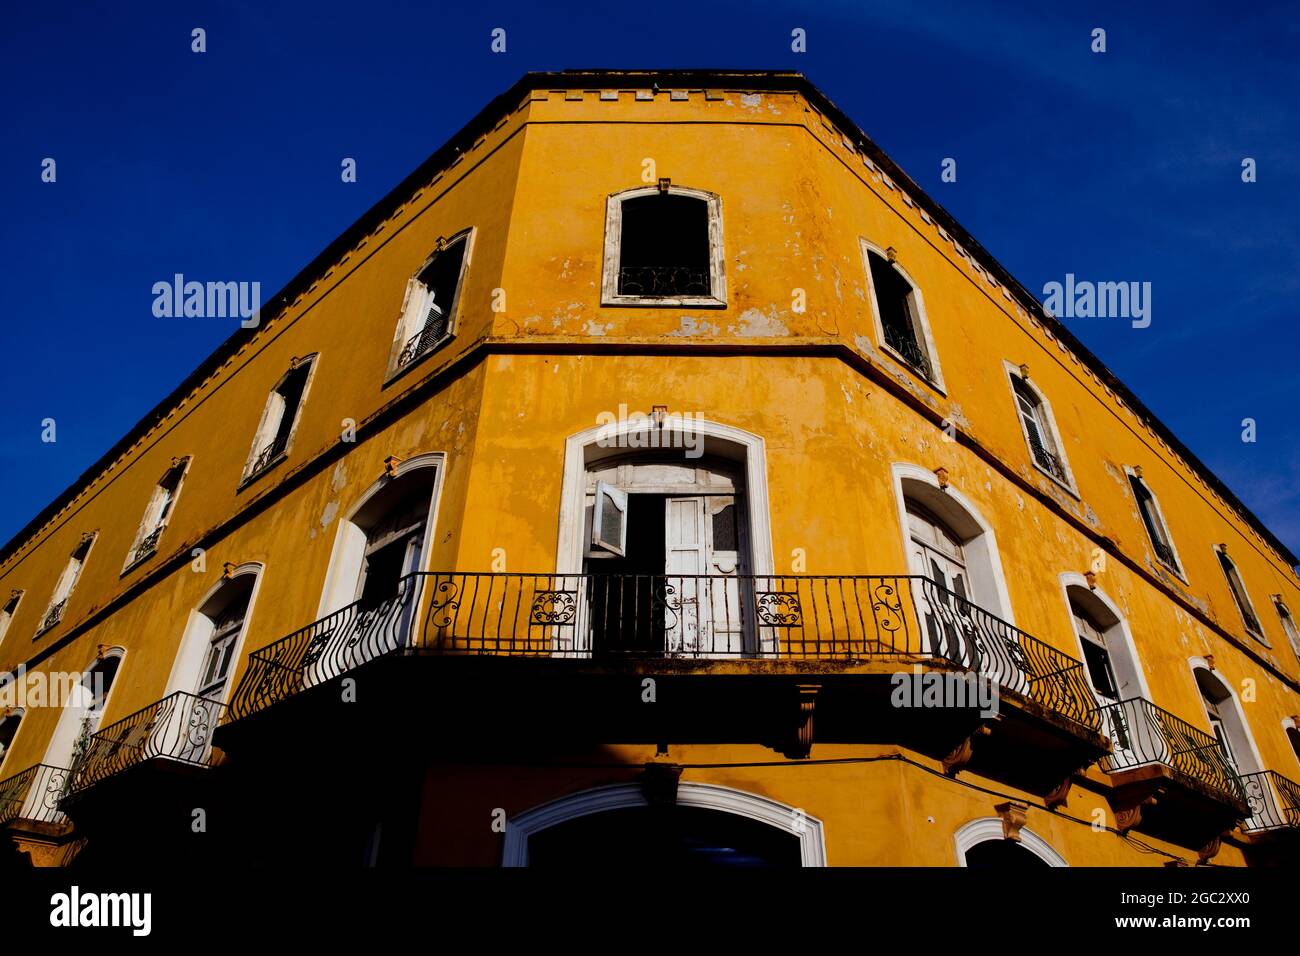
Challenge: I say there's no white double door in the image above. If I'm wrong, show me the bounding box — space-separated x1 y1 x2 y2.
663 495 745 656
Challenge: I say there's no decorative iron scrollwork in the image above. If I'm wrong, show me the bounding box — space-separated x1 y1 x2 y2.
530 590 577 625
755 591 802 627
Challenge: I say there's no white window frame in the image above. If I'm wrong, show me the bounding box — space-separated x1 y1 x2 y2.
953 818 1067 866
859 238 945 392
122 457 192 572
385 228 475 381
0 708 24 772
1123 467 1186 581
1003 362 1077 496
0 589 22 644
1273 597 1300 664
35 533 97 638
1214 545 1267 645
589 481 629 557
600 186 727 308
240 354 319 486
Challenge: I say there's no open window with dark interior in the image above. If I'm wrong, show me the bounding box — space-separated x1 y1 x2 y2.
866 249 932 379
245 358 314 482
603 187 724 306
394 233 470 370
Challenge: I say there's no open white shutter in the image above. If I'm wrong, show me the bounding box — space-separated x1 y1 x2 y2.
590 481 628 557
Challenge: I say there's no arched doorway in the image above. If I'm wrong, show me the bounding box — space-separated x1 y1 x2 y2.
503 782 826 866
953 818 1066 867
529 805 801 867
557 419 774 657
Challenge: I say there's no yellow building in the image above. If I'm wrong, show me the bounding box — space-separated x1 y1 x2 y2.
2 70 1298 869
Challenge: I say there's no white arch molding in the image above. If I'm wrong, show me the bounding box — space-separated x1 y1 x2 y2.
162 562 266 703
502 782 827 866
317 452 448 618
889 462 1016 624
953 817 1067 866
556 418 774 577
40 645 127 773
1057 572 1153 701
1188 656 1266 776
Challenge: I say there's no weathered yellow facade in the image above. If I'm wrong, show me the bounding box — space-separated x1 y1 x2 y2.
2 71 1298 868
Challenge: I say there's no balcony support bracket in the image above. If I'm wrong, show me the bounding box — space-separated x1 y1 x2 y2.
942 724 992 777
1045 776 1073 810
1114 786 1166 834
784 683 821 760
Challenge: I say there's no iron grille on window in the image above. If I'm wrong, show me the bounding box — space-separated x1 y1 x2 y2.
882 324 933 378
617 265 711 298
132 526 164 563
1025 429 1068 482
1150 535 1179 570
397 310 449 367
249 432 289 477
41 600 67 632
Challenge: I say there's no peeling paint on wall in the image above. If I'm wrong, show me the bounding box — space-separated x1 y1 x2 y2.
667 316 721 337
730 307 790 337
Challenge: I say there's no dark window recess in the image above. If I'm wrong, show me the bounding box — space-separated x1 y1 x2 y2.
1129 476 1179 570
1218 551 1262 635
274 365 310 446
867 252 930 377
1080 640 1119 699
528 806 802 867
617 194 712 297
963 840 1051 868
400 239 467 366
712 504 738 551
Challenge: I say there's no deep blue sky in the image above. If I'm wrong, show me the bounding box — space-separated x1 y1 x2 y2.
1 1 1297 557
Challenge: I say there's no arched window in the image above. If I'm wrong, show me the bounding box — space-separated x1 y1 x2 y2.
242 355 318 484
1064 583 1145 754
861 240 943 388
1006 365 1074 491
602 186 726 307
124 457 191 569
1192 663 1259 778
1125 469 1182 576
1214 546 1265 643
389 229 473 375
1284 718 1300 767
167 567 261 706
1274 598 1300 663
0 590 21 644
0 708 23 771
36 532 97 637
41 648 125 774
313 454 444 682
953 818 1066 866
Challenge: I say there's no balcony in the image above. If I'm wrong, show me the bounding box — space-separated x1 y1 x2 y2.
0 763 70 831
219 572 1106 792
62 691 223 808
1098 697 1249 856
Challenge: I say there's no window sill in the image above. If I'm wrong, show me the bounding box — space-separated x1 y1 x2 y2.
1151 555 1188 587
237 451 288 492
600 294 727 309
878 341 946 396
1244 627 1271 649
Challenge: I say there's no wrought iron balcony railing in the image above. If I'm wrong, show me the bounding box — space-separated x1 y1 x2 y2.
1097 697 1246 805
1240 769 1300 832
617 265 711 298
226 572 1101 733
65 691 224 798
0 763 70 827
